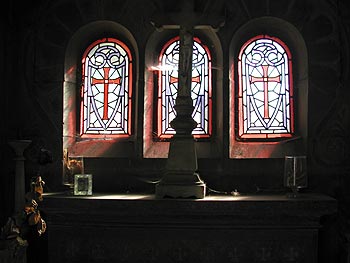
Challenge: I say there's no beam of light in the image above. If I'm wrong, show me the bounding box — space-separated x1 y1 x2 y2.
148 65 178 71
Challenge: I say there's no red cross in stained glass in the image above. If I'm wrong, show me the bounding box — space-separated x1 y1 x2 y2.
169 75 201 85
91 67 121 120
250 65 281 118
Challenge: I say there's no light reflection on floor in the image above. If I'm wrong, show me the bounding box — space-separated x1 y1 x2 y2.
43 192 250 201
91 194 152 200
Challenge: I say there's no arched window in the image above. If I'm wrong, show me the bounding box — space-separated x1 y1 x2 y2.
229 17 308 159
144 29 222 159
81 38 132 138
63 21 138 159
157 36 212 139
237 35 293 139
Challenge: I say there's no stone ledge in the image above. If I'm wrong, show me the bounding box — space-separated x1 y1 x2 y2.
41 192 337 227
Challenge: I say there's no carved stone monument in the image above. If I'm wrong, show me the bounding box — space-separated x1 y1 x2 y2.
155 1 206 198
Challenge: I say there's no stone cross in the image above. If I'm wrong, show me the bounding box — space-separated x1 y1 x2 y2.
155 0 224 198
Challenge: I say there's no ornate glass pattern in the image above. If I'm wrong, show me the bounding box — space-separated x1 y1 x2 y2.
157 37 212 139
80 38 132 137
238 35 294 139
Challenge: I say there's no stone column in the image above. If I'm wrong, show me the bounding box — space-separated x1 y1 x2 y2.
155 25 206 199
8 140 32 214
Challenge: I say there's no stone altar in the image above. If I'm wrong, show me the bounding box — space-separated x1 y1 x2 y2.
41 193 337 263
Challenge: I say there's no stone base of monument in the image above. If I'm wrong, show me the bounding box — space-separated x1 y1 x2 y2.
155 182 206 199
155 134 206 199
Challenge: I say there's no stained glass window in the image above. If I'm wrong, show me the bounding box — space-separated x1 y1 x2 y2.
80 38 132 137
157 37 212 139
238 35 294 139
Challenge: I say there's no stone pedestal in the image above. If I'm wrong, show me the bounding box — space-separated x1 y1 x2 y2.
8 140 32 214
156 135 205 198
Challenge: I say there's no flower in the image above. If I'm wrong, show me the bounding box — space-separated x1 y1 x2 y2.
1 176 47 241
0 145 50 262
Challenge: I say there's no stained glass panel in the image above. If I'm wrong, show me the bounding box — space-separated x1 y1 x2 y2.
80 38 132 137
158 37 212 139
238 35 294 139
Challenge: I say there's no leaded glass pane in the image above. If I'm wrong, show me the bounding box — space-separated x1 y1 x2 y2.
81 38 132 136
238 35 294 139
158 37 212 139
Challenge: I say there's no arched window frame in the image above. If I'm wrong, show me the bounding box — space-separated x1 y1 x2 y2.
229 17 308 159
237 34 294 140
63 21 138 158
143 28 223 159
80 37 133 138
156 36 212 140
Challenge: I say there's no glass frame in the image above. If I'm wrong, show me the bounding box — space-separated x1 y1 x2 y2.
74 174 93 196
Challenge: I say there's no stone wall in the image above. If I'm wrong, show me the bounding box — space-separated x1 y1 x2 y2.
1 0 350 261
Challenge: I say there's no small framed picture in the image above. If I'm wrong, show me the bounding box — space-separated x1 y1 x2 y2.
74 174 92 195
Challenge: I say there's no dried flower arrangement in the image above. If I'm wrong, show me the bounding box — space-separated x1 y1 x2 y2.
0 148 52 262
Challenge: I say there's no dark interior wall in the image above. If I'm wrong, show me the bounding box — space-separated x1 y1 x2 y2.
2 0 350 251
